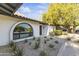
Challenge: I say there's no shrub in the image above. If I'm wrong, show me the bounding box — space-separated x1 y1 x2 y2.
53 30 62 36
9 41 23 56
54 41 59 44
62 32 68 35
46 39 49 41
33 41 40 49
29 42 31 45
44 36 47 38
39 51 47 56
9 41 16 48
24 40 28 43
49 31 54 36
50 37 53 40
76 40 79 43
33 37 35 40
14 48 23 56
48 44 54 48
67 37 71 41
37 37 40 41
44 40 47 44
11 44 17 52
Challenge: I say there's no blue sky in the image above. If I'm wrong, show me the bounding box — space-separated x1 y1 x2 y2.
15 3 49 21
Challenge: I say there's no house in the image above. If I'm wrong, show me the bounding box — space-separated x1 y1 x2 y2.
0 3 55 46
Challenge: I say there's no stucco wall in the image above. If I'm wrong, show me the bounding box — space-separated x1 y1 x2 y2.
0 14 41 46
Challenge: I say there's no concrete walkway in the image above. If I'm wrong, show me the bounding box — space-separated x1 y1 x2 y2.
57 42 79 56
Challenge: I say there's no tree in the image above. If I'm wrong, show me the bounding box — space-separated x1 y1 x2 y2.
42 3 79 33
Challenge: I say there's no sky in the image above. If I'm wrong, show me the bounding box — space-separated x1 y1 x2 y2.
15 3 49 21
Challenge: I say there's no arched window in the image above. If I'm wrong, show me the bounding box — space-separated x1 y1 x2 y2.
13 23 33 40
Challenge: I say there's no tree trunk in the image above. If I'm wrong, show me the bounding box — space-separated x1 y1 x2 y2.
67 26 74 33
55 26 59 30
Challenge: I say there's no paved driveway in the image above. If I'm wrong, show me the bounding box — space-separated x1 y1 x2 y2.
58 42 79 56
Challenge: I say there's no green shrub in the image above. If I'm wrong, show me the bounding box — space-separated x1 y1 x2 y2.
39 51 47 56
48 44 54 48
53 30 62 36
49 30 62 36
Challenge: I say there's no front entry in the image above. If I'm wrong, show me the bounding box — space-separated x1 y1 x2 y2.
39 25 42 35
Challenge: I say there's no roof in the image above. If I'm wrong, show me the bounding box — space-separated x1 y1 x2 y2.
12 14 48 25
0 3 49 25
0 3 22 16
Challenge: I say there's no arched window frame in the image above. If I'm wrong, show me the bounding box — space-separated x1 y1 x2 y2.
10 22 33 42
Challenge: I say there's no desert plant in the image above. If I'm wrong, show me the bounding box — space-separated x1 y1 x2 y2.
37 38 40 41
9 41 16 48
46 39 49 41
39 50 47 56
50 37 53 40
67 37 71 41
11 44 17 52
33 37 35 40
48 44 54 48
74 40 79 43
54 41 59 44
49 31 54 36
33 41 40 49
14 48 23 56
29 42 31 45
44 36 47 38
44 40 47 44
24 40 28 43
9 41 23 56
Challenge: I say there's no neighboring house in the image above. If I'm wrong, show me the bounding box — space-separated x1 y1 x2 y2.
0 3 55 46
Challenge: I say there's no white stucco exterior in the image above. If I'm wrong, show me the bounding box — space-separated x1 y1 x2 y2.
0 14 55 46
0 14 42 46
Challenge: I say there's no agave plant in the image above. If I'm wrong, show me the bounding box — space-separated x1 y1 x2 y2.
39 50 47 56
48 44 54 48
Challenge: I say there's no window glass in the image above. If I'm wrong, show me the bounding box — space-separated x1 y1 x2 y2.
13 23 33 40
